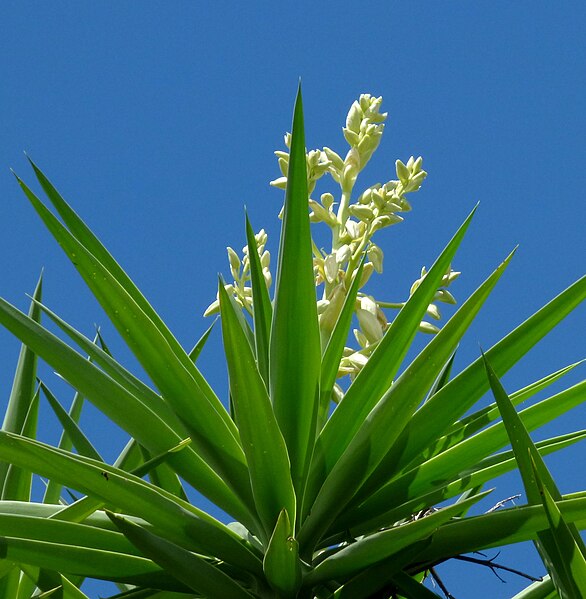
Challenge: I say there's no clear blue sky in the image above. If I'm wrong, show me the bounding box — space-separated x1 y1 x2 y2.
1 3 584 598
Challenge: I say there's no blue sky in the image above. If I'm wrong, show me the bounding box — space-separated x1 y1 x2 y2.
1 3 585 598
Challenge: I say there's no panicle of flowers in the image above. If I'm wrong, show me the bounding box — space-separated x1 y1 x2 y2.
204 229 271 317
207 92 460 386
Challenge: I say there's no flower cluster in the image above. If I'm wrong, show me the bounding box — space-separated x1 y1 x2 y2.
204 229 271 317
208 93 460 382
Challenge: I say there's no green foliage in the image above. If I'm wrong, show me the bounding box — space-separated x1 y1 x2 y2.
0 86 584 598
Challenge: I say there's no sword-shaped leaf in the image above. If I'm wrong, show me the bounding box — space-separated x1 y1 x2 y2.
262 509 301 598
344 379 586 534
299 251 513 554
0 433 262 575
245 213 272 388
511 576 557 599
316 257 365 429
15 176 250 502
331 540 432 599
413 497 586 566
18 565 90 599
0 297 254 528
270 85 321 499
533 462 586 599
107 512 255 599
424 361 584 461
40 381 102 461
484 353 586 598
219 280 295 539
336 429 586 539
25 157 235 435
303 491 489 586
188 317 217 363
305 208 477 513
0 273 42 489
391 572 443 598
390 274 586 474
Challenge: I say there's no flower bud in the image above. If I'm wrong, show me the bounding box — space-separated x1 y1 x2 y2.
371 214 401 232
353 328 369 349
203 298 220 317
261 250 270 269
227 247 241 280
435 289 457 304
262 267 272 288
412 156 423 173
319 284 346 337
335 244 352 265
357 308 384 342
396 159 410 185
359 262 374 287
323 147 344 171
277 157 289 177
426 303 441 320
348 351 368 370
368 244 384 273
344 220 360 240
324 253 338 283
349 204 374 221
442 268 461 285
355 188 370 205
405 170 427 192
359 295 378 315
270 176 288 189
309 199 332 223
321 192 335 210
346 100 363 134
419 321 440 334
343 127 360 147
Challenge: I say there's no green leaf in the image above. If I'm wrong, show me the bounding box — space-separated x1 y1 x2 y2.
19 565 91 599
0 536 182 591
316 257 365 429
337 428 586 539
40 381 102 461
342 378 586 536
0 297 253 528
331 539 431 599
0 272 42 490
391 273 586 474
305 207 477 514
1 388 39 502
218 280 295 538
245 213 272 388
31 298 187 434
391 572 442 598
299 250 513 554
483 353 586 598
25 157 236 436
136 445 189 502
107 512 255 599
415 496 586 566
188 318 217 363
262 509 301 598
425 361 584 461
533 462 586 599
0 432 263 576
269 85 321 499
303 491 489 586
512 576 557 599
14 175 253 507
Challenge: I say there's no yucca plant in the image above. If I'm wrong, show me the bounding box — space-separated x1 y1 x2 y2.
0 86 585 599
